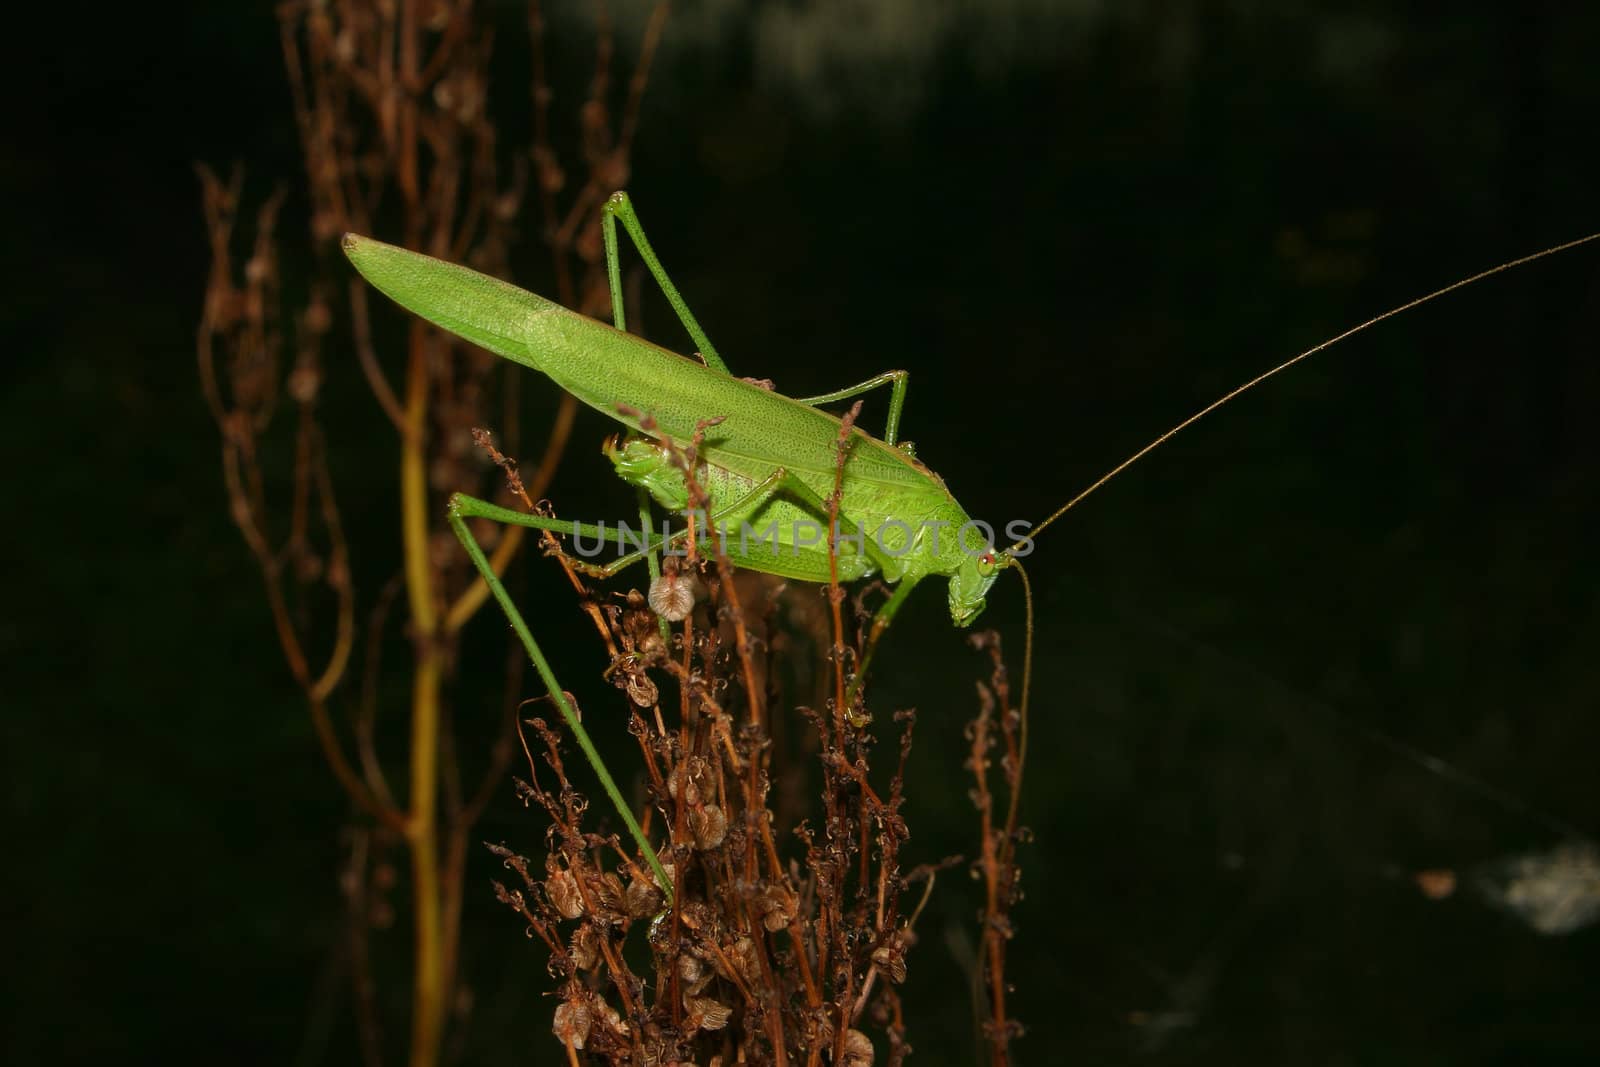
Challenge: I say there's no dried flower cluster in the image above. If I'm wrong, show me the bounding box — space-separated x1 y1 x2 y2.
485 546 930 1066
469 405 918 1065
481 409 1027 1065
966 633 1028 1060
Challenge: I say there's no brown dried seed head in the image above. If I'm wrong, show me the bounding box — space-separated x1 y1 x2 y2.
623 668 659 708
546 869 584 920
686 996 733 1032
587 872 627 924
669 757 713 805
871 937 908 984
677 952 707 991
570 923 600 972
626 872 665 918
755 884 798 932
648 571 699 621
689 805 728 851
553 1001 592 1050
840 1029 874 1067
729 936 761 986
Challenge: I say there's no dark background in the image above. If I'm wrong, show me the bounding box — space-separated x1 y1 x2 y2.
8 2 1600 1063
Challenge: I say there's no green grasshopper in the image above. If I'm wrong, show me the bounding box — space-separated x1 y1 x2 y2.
344 193 1598 899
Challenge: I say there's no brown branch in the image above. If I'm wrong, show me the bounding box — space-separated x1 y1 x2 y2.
357 572 404 810
347 279 410 432
969 633 1025 1064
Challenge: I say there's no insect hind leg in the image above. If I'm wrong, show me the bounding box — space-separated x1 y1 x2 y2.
603 191 727 373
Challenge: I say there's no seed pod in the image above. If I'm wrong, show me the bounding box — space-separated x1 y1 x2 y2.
622 667 659 708
626 871 665 918
570 923 600 972
728 935 761 987
546 868 583 920
648 569 699 621
840 1029 874 1067
689 804 728 851
871 932 908 984
686 996 733 1032
668 756 713 805
677 952 710 996
753 883 798 932
586 871 627 925
552 1000 592 1050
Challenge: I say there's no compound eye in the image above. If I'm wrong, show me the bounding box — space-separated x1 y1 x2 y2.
976 551 997 577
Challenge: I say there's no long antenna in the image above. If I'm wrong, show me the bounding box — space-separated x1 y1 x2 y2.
1005 559 1035 852
1006 231 1600 556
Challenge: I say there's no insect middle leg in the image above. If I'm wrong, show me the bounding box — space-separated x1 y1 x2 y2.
795 371 911 445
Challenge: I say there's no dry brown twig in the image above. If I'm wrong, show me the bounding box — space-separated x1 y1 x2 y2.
198 3 670 1065
480 423 921 1066
474 385 1030 1066
967 632 1027 1065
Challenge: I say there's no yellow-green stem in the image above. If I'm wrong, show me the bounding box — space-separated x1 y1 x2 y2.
402 325 445 1067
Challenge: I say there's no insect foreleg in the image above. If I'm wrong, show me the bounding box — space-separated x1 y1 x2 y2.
445 496 673 902
795 370 911 446
602 191 727 373
847 576 923 705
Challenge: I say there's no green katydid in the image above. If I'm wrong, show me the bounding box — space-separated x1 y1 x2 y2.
343 192 1599 900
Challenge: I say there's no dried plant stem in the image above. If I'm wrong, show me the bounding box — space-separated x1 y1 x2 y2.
401 323 446 1066
970 633 1025 1065
200 4 670 1064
